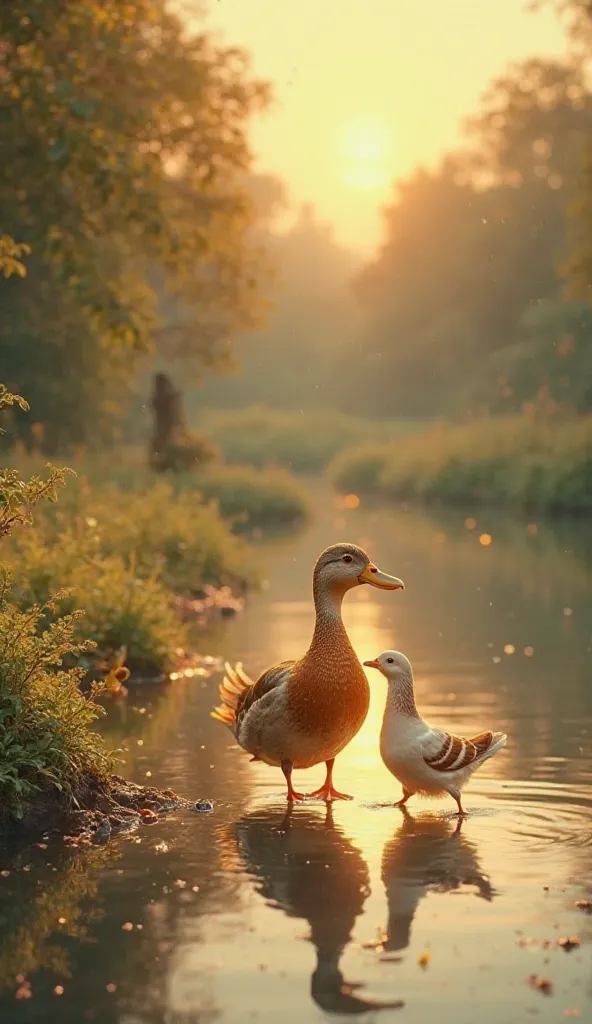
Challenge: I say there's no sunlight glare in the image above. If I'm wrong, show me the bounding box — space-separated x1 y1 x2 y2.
339 120 393 191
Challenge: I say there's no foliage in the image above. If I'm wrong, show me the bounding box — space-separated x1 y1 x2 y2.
0 0 269 449
31 447 311 535
0 235 29 278
330 415 592 512
0 579 111 817
0 382 113 818
190 464 310 533
344 54 592 419
3 469 264 669
0 385 74 539
195 405 416 473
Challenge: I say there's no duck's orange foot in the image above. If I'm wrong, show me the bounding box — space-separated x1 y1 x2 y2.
286 788 307 802
307 784 353 802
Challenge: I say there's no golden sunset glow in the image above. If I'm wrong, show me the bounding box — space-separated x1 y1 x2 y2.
206 0 565 250
339 121 393 191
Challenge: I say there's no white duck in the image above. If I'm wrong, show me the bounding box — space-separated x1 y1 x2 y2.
364 651 507 816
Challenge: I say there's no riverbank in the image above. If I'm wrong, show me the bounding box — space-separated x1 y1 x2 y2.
329 415 592 513
0 413 309 833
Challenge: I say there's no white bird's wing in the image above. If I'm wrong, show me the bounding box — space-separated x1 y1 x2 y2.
421 729 496 773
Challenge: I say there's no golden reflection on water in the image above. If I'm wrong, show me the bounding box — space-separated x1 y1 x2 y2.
2 498 590 1022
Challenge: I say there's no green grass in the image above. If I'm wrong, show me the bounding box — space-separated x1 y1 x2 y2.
58 448 311 534
4 472 265 672
0 584 112 818
2 450 309 675
329 415 592 512
189 464 310 532
198 405 420 473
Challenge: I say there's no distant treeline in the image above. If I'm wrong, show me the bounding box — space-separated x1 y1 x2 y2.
197 2 592 423
3 1 592 451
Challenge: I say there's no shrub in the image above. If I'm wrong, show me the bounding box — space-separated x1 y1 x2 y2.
329 415 592 512
191 464 310 532
0 579 111 817
199 405 417 473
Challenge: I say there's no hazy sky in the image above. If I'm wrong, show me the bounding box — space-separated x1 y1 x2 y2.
205 0 566 252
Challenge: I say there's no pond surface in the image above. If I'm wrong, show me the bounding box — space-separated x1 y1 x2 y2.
1 492 591 1023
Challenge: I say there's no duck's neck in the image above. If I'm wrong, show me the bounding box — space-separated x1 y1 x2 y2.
386 671 419 719
310 583 353 650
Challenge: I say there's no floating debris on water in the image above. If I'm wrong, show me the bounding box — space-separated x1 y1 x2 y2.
418 952 431 969
575 900 592 914
194 799 214 813
528 974 553 995
558 936 581 952
171 585 244 626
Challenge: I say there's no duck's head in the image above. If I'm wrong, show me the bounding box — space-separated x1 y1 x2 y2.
313 543 404 598
363 650 413 681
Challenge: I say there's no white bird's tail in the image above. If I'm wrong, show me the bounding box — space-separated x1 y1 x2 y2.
474 730 507 763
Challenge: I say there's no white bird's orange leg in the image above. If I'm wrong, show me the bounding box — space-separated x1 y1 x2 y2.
395 788 414 807
307 758 353 802
281 759 306 802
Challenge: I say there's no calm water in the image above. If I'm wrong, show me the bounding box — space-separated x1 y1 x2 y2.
1 494 591 1022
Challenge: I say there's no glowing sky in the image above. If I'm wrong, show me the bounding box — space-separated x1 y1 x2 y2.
206 0 566 252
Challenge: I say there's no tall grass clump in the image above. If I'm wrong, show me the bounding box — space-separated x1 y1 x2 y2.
198 405 419 473
330 415 592 513
189 464 310 532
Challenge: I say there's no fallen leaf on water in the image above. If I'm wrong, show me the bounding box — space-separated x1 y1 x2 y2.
575 900 592 914
418 952 431 968
528 974 553 995
558 937 580 952
53 986 64 996
121 922 134 932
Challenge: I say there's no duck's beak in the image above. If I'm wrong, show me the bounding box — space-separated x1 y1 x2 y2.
363 659 380 669
358 563 405 591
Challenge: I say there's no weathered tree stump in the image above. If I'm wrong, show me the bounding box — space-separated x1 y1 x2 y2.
149 372 217 473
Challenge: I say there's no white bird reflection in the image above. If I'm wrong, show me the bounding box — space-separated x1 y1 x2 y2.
381 810 496 953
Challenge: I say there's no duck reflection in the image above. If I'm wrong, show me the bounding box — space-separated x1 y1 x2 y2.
381 811 495 952
233 804 402 1015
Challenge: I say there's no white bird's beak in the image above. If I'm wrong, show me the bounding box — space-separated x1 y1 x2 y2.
363 659 380 670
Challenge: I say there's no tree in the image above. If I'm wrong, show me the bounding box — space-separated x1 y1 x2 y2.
0 1 269 449
348 56 592 417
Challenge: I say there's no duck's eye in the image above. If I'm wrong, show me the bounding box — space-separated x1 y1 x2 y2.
386 657 394 664
342 554 353 563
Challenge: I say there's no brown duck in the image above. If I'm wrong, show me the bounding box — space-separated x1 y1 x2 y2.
212 542 404 801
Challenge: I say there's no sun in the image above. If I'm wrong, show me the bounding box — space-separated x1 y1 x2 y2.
339 120 392 191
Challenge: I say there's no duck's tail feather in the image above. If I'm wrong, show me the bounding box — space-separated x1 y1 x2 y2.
211 662 253 730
